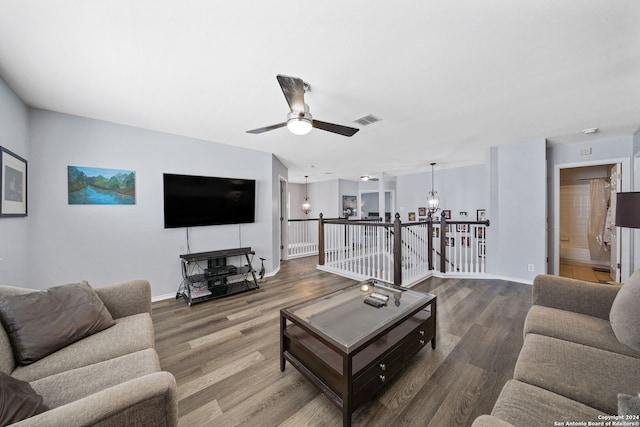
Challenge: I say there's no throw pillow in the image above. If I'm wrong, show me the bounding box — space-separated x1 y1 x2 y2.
0 281 115 365
0 371 49 424
610 270 640 354
618 393 640 416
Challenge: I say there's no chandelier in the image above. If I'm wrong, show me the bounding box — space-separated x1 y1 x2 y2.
427 162 440 216
302 176 311 214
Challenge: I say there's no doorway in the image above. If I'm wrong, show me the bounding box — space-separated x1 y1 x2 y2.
554 158 628 283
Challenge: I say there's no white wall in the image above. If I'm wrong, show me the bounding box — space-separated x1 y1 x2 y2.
289 179 340 220
489 139 547 282
0 78 29 285
396 164 487 222
27 109 276 298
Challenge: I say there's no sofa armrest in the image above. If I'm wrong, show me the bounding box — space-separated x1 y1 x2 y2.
471 415 516 427
13 371 177 427
532 274 621 320
94 279 152 319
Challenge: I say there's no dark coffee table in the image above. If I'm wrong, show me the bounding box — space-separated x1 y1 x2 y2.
280 279 436 426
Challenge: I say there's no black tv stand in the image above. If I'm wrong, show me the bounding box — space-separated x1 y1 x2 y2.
176 247 259 306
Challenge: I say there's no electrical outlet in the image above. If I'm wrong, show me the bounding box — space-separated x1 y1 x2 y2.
527 264 534 272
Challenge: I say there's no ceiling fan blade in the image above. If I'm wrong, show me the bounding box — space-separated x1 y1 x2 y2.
312 120 360 137
277 74 305 113
246 122 287 134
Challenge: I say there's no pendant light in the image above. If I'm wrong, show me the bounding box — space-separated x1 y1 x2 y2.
427 163 440 216
302 176 311 214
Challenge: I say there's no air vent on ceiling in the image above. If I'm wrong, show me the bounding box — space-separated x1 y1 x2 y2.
353 114 381 126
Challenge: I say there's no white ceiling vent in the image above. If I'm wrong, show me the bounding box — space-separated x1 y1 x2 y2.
353 114 381 126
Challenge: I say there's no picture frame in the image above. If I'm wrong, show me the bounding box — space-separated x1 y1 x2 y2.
456 224 469 232
478 241 486 257
475 227 486 239
433 227 440 238
68 166 136 205
0 147 27 217
418 207 427 216
446 237 455 247
408 212 416 222
342 195 357 217
477 209 487 222
461 236 471 247
443 209 451 220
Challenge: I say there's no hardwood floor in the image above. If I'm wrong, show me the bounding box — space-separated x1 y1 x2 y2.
152 257 532 426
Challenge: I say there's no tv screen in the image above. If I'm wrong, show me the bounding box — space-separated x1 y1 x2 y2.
163 173 256 228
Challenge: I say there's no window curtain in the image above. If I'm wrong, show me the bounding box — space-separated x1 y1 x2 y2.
587 178 610 262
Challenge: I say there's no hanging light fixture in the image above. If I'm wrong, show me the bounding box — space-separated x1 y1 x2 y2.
302 175 311 214
427 162 440 216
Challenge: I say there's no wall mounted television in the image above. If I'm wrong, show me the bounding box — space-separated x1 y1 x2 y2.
163 173 256 228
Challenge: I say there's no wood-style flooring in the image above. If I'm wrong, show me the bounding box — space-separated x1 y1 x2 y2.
152 256 532 426
559 260 613 283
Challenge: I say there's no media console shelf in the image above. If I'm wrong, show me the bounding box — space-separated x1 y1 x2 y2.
176 247 259 306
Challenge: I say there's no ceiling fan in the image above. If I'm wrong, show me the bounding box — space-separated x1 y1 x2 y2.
246 75 360 137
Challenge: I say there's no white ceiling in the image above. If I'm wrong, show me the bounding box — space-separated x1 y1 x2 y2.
0 1 638 183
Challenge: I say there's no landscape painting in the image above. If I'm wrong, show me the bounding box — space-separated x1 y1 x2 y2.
68 166 135 205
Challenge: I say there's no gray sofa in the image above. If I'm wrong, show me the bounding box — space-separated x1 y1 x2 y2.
0 279 177 426
473 271 640 427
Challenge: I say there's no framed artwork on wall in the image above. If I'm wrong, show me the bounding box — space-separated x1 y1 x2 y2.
342 195 357 217
0 147 27 217
456 224 469 232
442 210 451 220
418 207 426 216
478 241 486 257
477 209 487 222
408 212 416 221
68 166 136 205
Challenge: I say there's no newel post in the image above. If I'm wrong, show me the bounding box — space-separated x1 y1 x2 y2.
439 214 447 273
318 213 325 266
393 213 402 286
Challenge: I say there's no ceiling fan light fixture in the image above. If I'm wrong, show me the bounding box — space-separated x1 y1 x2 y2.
287 112 313 135
360 175 369 181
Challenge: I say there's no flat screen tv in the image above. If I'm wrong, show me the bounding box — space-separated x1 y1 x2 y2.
163 173 256 228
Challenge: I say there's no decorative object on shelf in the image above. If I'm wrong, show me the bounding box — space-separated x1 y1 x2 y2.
302 175 311 215
0 147 27 217
68 166 135 205
615 192 640 228
477 209 487 222
427 162 440 217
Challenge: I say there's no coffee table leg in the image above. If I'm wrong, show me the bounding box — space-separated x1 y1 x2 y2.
280 313 286 371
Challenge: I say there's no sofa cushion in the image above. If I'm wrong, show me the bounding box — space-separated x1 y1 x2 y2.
610 270 640 354
524 305 639 358
11 313 155 382
0 286 37 374
490 380 606 427
514 334 640 414
0 371 49 425
0 281 115 365
29 348 160 408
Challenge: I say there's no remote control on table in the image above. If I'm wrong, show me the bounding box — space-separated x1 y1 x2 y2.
364 297 386 308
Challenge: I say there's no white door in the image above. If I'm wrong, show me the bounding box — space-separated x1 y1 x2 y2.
610 164 622 281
